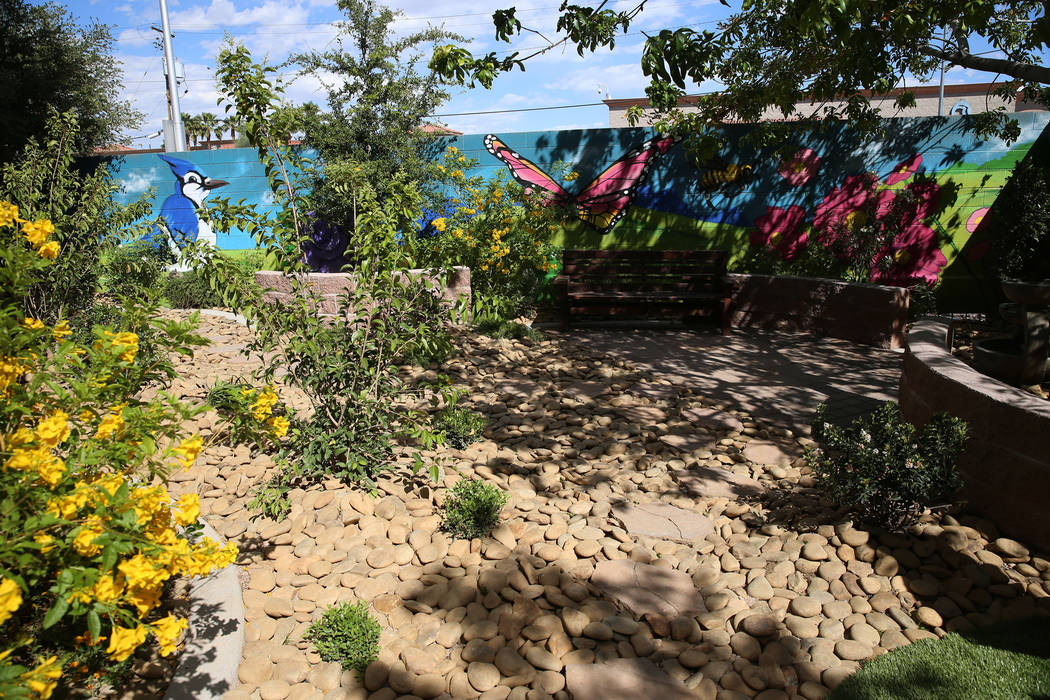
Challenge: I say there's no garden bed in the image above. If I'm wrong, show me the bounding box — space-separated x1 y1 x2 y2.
160 311 1050 700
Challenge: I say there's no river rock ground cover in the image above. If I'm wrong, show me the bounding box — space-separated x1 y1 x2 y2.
160 312 1050 700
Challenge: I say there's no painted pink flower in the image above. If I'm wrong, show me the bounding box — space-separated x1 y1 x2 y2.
778 148 822 187
871 221 947 286
966 207 990 233
885 154 922 185
751 205 809 261
813 173 893 244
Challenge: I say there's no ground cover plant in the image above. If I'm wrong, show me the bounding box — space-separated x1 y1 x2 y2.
440 478 508 539
434 403 486 450
830 616 1050 700
808 402 968 529
305 601 381 674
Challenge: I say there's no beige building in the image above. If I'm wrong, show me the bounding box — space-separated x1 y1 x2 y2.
604 82 1046 127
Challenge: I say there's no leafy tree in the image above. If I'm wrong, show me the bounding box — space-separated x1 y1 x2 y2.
0 0 143 160
198 112 219 147
430 0 1048 144
289 0 464 226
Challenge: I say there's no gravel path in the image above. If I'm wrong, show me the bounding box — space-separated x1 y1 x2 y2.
157 313 1050 700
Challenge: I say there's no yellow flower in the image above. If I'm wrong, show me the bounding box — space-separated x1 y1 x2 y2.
0 356 28 395
34 533 56 554
431 217 448 232
173 435 204 469
250 387 278 421
266 415 290 439
107 624 148 662
91 473 125 497
36 410 70 448
10 427 34 447
94 407 125 439
436 164 446 172
52 320 71 341
37 241 60 259
119 553 170 590
47 487 90 519
4 447 65 486
0 578 22 625
20 655 61 699
126 583 162 616
451 169 464 179
22 318 44 330
153 615 188 657
173 493 200 527
111 331 138 363
21 219 54 247
92 574 123 603
74 516 106 556
0 201 21 227
130 485 167 525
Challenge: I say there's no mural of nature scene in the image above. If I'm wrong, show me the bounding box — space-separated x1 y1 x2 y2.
98 112 1049 308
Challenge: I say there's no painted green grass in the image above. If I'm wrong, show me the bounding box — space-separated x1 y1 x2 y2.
831 616 1050 700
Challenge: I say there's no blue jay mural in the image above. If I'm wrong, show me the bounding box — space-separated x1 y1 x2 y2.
146 155 228 255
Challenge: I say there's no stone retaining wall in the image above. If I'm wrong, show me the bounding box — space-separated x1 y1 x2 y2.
255 267 471 315
899 317 1050 551
728 274 910 349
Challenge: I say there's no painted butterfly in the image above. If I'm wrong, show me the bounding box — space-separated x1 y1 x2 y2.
484 133 679 234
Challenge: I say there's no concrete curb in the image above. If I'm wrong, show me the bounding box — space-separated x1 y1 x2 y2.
196 308 251 327
164 518 245 700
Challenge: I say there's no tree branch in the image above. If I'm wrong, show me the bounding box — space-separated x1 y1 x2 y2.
922 47 1050 84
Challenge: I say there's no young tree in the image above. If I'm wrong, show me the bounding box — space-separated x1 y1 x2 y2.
290 0 463 213
0 0 143 160
431 0 1048 144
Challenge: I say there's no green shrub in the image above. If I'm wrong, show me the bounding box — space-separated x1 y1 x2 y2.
809 402 968 529
99 241 171 302
305 601 381 673
990 157 1050 281
441 478 508 539
164 254 263 309
435 405 486 449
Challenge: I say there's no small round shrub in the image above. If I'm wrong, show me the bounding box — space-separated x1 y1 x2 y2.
435 406 486 449
441 478 508 539
809 402 968 529
305 601 381 673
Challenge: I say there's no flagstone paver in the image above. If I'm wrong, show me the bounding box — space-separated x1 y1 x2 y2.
565 658 702 700
610 501 715 541
591 560 707 619
672 464 766 498
680 405 745 432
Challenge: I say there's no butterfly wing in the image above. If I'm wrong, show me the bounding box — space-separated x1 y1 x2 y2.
575 135 679 234
484 135 570 205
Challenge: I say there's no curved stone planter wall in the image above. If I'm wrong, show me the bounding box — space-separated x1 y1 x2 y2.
900 317 1050 551
256 267 471 315
728 273 910 349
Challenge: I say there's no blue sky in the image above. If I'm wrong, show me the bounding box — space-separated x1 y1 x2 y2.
66 0 1021 148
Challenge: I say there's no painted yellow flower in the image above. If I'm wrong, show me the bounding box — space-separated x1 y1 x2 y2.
21 219 54 247
20 655 61 699
0 201 21 227
107 624 148 662
36 410 70 447
173 435 204 469
153 614 189 656
173 493 200 527
37 241 60 259
266 415 290 439
0 577 22 624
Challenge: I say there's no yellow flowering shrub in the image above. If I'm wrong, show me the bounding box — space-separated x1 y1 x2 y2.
0 206 250 698
416 146 566 320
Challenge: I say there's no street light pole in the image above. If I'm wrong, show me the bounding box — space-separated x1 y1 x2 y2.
159 0 186 151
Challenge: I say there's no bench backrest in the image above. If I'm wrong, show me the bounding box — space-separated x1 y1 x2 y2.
561 249 728 293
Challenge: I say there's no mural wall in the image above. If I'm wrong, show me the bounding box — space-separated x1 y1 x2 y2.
96 112 1049 309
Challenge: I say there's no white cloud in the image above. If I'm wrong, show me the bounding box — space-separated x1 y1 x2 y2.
169 0 310 31
121 169 164 194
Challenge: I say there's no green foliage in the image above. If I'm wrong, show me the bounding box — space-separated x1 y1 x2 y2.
988 157 1050 281
435 405 486 450
290 0 464 225
431 0 1047 145
0 0 143 160
474 318 542 342
206 380 290 448
830 617 1050 700
0 110 155 322
441 478 508 539
809 403 968 529
100 242 171 302
163 254 262 309
413 146 563 320
305 601 381 673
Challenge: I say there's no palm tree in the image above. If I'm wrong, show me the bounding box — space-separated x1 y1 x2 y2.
180 112 202 149
220 115 242 143
198 112 218 148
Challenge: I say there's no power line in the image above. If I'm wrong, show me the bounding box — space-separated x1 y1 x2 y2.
431 101 606 117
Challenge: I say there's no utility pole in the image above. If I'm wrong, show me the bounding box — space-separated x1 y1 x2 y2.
159 0 186 152
937 26 947 116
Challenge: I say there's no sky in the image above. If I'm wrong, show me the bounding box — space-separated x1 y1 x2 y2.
65 0 1014 149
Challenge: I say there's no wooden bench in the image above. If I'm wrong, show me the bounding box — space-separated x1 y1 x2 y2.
555 249 733 334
